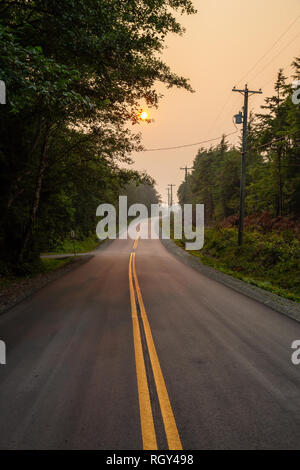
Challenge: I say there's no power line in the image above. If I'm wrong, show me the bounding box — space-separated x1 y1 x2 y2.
194 15 299 154
260 59 293 89
142 129 238 152
218 51 298 146
141 120 299 154
235 14 300 87
250 130 300 151
249 31 300 83
226 16 300 134
187 16 299 152
204 90 235 139
142 18 299 155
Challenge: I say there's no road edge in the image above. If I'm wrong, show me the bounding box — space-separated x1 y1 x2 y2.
0 254 94 316
161 238 300 323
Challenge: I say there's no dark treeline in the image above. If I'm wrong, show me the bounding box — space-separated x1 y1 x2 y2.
0 0 195 274
122 180 161 211
178 59 300 225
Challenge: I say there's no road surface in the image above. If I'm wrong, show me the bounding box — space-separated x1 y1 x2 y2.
0 232 300 449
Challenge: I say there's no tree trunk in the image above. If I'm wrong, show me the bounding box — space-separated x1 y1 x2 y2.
18 124 52 262
276 146 283 217
6 116 44 211
209 192 215 221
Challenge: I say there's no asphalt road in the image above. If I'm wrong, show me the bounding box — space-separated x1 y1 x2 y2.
1 232 300 450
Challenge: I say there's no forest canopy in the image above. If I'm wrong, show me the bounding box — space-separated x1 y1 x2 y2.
0 0 196 273
178 59 300 224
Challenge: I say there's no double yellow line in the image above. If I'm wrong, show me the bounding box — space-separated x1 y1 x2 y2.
133 234 140 250
129 238 182 450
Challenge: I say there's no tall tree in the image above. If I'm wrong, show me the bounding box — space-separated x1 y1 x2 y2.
0 0 196 269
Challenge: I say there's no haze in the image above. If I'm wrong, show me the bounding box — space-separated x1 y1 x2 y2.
131 0 300 203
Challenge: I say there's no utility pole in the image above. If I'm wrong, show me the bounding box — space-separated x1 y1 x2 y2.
166 187 170 206
180 166 193 204
232 84 262 246
180 166 193 183
0 80 6 105
168 184 175 206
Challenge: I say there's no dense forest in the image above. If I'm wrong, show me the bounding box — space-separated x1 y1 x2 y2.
177 62 300 301
178 60 300 222
122 180 161 211
0 0 195 274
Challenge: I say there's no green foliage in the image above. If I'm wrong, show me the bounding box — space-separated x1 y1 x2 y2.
0 0 195 273
0 257 71 293
40 257 71 272
186 228 300 302
46 233 101 255
179 137 241 222
122 180 161 210
178 59 300 223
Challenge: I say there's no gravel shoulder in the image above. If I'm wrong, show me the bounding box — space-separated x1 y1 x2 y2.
161 237 300 323
0 238 115 316
0 255 93 316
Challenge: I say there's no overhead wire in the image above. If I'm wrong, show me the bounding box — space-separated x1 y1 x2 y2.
235 14 300 87
208 14 300 141
248 31 300 84
142 129 238 152
249 130 300 151
141 15 300 154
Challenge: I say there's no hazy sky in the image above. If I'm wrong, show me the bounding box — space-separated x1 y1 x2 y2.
129 0 300 203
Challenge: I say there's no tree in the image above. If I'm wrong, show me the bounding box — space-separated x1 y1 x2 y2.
256 70 289 216
178 59 300 225
122 179 160 211
0 0 196 271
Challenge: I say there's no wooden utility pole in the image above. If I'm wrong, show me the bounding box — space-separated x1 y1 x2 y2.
168 184 175 206
166 187 170 206
180 166 193 204
232 84 262 246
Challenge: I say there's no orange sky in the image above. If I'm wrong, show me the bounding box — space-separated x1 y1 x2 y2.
130 0 300 203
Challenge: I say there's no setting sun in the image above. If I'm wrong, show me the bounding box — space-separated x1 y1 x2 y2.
140 111 148 120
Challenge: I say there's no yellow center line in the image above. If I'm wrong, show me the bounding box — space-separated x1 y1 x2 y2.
132 252 183 450
128 253 157 450
133 234 140 250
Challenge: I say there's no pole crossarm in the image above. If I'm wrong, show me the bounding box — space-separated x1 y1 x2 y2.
180 166 193 182
232 85 262 95
180 166 193 204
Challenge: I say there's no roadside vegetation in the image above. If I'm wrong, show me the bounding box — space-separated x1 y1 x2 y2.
42 180 161 255
0 0 193 276
177 63 300 302
41 233 101 255
0 257 71 293
175 216 300 303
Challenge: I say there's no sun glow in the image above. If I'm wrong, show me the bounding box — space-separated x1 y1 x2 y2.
139 111 149 120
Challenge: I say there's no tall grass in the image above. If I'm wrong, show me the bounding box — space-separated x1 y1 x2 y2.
175 227 300 303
